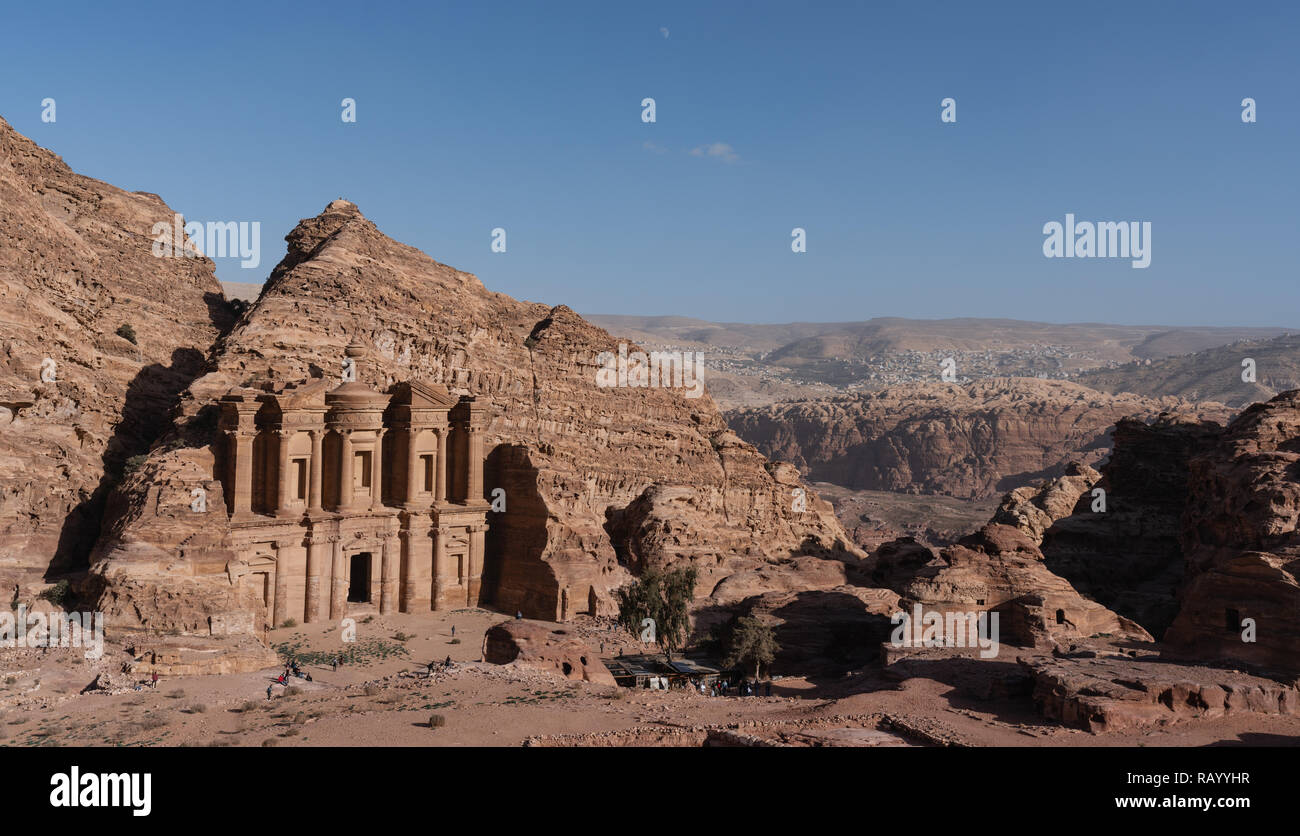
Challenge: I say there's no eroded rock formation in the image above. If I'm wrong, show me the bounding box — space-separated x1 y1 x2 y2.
87 199 861 636
1164 391 1300 672
726 380 1232 499
992 461 1100 544
1027 656 1300 733
483 619 616 685
0 117 229 598
896 524 1152 649
1040 417 1225 639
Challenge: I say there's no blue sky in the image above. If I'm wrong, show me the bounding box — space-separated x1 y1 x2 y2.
1 1 1295 326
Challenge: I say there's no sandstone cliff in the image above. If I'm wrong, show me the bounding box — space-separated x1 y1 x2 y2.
0 116 229 598
895 524 1152 649
726 380 1232 500
88 200 860 633
1040 417 1225 639
1164 391 1300 672
992 462 1100 544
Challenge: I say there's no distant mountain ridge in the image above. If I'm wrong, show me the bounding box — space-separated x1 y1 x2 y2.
585 313 1292 362
1075 333 1300 407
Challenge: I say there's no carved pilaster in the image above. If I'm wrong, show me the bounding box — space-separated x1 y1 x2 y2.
329 534 346 619
370 428 386 510
338 430 354 511
308 428 324 513
380 534 398 614
433 428 447 503
275 429 294 517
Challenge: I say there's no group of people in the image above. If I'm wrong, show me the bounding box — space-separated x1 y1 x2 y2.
131 671 160 691
699 679 772 698
266 658 315 699
426 656 453 675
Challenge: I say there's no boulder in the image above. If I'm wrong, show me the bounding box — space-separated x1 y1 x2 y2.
483 619 616 685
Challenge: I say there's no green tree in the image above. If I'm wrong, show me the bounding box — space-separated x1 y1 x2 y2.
115 323 137 345
722 616 779 681
615 565 698 654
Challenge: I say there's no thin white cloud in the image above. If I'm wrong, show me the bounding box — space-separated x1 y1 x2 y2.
660 27 670 39
643 140 669 154
689 142 740 164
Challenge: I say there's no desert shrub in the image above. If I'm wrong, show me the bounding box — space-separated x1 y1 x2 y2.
364 685 381 697
166 689 185 699
261 738 278 747
393 632 412 642
448 638 461 645
281 618 297 629
115 323 138 344
284 686 302 697
186 703 207 714
39 580 70 607
429 714 446 728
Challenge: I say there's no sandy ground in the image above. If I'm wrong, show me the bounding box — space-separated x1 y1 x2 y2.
2 609 1299 747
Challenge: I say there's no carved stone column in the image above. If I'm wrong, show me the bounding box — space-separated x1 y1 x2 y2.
380 533 398 614
329 535 346 619
338 430 354 511
431 525 447 610
232 431 255 517
405 427 420 506
308 428 324 513
276 429 293 516
305 535 324 623
466 523 486 606
433 428 447 503
273 539 291 628
467 427 484 503
369 428 386 509
398 528 414 612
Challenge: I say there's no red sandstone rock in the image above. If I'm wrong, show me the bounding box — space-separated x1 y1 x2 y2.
0 117 229 597
1040 416 1226 639
1164 390 1300 673
992 461 1099 543
482 619 616 685
727 379 1231 499
1026 655 1300 733
899 524 1152 649
87 199 861 636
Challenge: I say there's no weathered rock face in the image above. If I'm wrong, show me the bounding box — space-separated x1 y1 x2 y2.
738 586 901 675
0 117 229 597
1026 656 1300 733
897 524 1152 649
1041 417 1226 640
89 200 860 634
482 619 616 685
992 461 1099 544
726 380 1232 499
1164 391 1300 672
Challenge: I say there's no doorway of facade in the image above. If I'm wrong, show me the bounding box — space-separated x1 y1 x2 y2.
348 552 372 603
